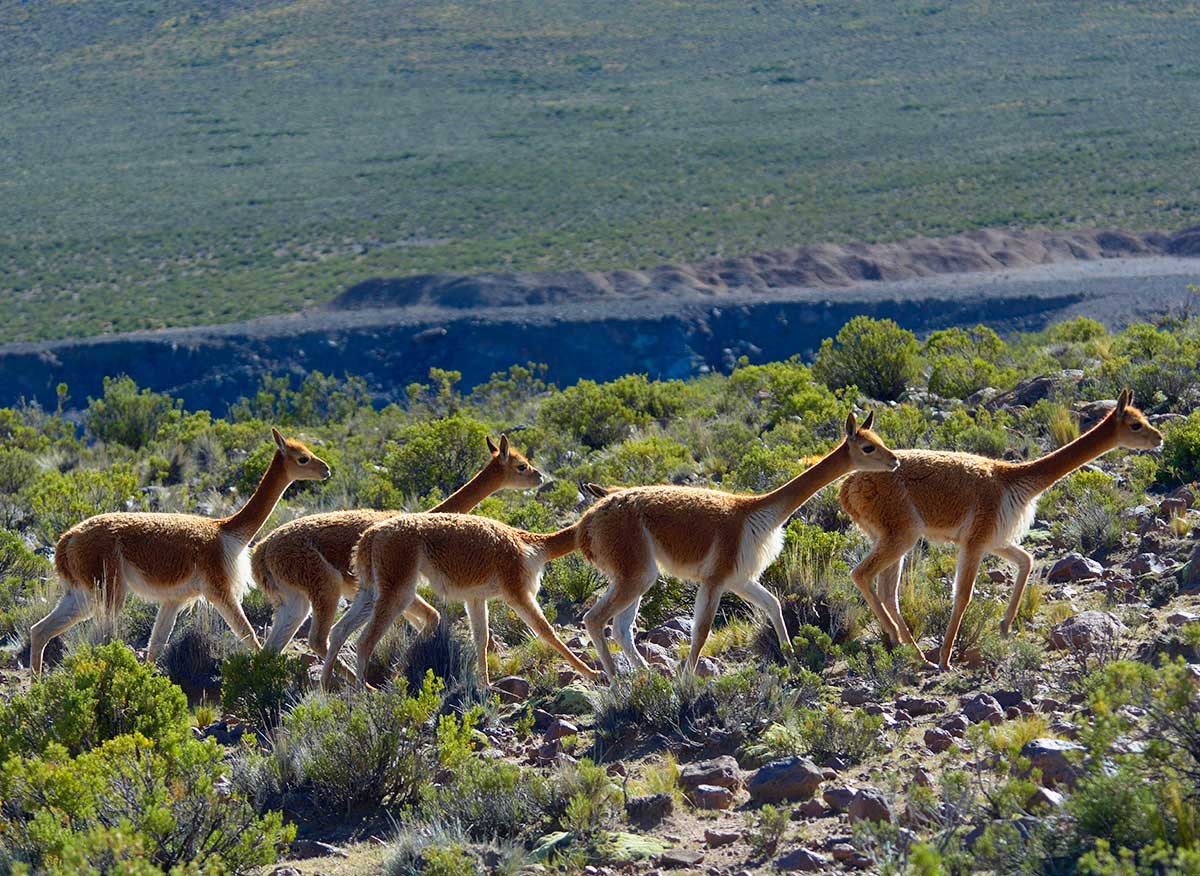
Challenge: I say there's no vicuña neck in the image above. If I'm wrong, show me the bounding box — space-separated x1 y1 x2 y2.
430 465 502 514
1013 416 1118 493
749 443 852 522
220 452 293 544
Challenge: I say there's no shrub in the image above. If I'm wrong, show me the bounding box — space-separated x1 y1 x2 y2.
749 705 884 765
0 732 291 875
556 759 621 837
390 620 486 708
219 649 308 728
280 674 443 812
0 642 188 762
383 416 492 501
1041 470 1130 558
934 408 1009 457
0 528 52 639
593 435 695 485
229 372 371 427
1159 411 1200 485
85 376 180 449
812 317 920 401
744 804 791 858
21 464 139 547
924 325 1015 399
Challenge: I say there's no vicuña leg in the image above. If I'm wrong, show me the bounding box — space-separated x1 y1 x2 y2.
994 544 1033 636
262 588 311 654
465 599 491 684
939 545 984 670
728 578 791 662
850 535 922 657
353 584 415 689
509 588 599 682
612 598 648 672
146 600 186 662
584 567 656 679
210 593 260 650
876 558 916 648
686 581 724 671
322 586 377 690
30 586 94 674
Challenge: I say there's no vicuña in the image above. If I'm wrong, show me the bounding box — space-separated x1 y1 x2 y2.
252 435 541 671
840 388 1161 670
577 411 897 677
31 428 330 674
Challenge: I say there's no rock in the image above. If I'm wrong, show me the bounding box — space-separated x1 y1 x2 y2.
1027 787 1066 809
797 798 827 818
680 755 742 792
848 788 893 824
840 686 873 706
270 869 301 876
924 727 956 753
1049 611 1126 653
493 675 530 702
748 756 825 804
643 623 689 648
626 793 673 826
909 767 934 789
601 832 670 863
658 849 705 868
822 786 859 812
1168 611 1200 627
1020 738 1086 789
289 839 349 858
545 718 578 742
992 689 1024 710
895 695 945 716
1180 543 1200 592
939 713 970 736
961 693 1004 725
830 842 873 869
986 371 1083 410
775 848 831 871
694 656 720 678
637 640 678 669
1129 553 1169 576
547 683 594 715
201 720 246 747
692 783 736 810
704 828 741 848
1048 553 1104 583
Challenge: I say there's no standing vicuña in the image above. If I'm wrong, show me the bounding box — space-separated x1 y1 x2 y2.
839 389 1161 670
577 412 898 677
30 428 330 674
252 435 542 663
322 513 597 690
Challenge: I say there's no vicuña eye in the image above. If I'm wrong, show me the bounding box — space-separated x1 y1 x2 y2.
1130 423 1142 432
517 463 528 472
862 445 875 453
298 456 310 464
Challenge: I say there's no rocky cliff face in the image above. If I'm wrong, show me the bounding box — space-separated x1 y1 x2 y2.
1 227 1196 413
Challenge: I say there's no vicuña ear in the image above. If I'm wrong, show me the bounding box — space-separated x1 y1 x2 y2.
1116 388 1130 416
486 436 499 455
271 427 287 453
845 411 857 438
498 434 510 460
861 409 875 431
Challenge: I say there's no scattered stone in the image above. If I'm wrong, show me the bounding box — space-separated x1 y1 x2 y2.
821 755 849 772
986 371 1083 410
848 788 893 824
1048 553 1104 583
1160 497 1190 518
493 675 530 702
658 849 704 868
626 793 673 826
694 656 720 678
1028 787 1066 810
1180 543 1200 592
909 767 934 789
939 713 970 736
748 756 825 804
200 720 245 747
644 618 691 648
796 798 827 818
1129 553 1169 576
545 718 578 743
532 708 555 730
1049 611 1126 653
680 756 742 793
961 693 1004 725
1169 611 1200 627
704 828 741 848
270 869 301 876
830 842 873 869
992 690 1024 710
895 695 945 716
547 683 594 715
775 848 831 872
924 727 956 753
822 786 859 813
637 640 678 669
1037 697 1064 714
693 784 736 810
841 686 873 706
290 839 349 859
1020 738 1086 789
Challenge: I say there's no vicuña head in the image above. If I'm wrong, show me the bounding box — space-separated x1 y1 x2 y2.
1104 388 1162 450
484 434 545 490
30 427 329 674
842 409 901 473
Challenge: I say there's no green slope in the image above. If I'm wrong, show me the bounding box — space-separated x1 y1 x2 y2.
1 0 1198 343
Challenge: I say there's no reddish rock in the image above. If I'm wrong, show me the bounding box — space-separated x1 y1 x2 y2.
848 788 893 824
1048 553 1104 583
1049 611 1126 653
704 828 741 848
693 783 736 810
924 727 956 753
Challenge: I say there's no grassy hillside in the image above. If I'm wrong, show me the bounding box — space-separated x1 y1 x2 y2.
1 0 1198 343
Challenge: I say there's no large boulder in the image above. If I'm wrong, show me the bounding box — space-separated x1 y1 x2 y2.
679 756 742 793
1049 611 1126 653
986 371 1084 410
961 693 1004 725
748 756 825 804
1020 738 1086 789
1047 553 1104 583
848 788 893 824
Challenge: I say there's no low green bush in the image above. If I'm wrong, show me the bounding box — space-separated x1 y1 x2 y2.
219 649 308 728
813 316 920 402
